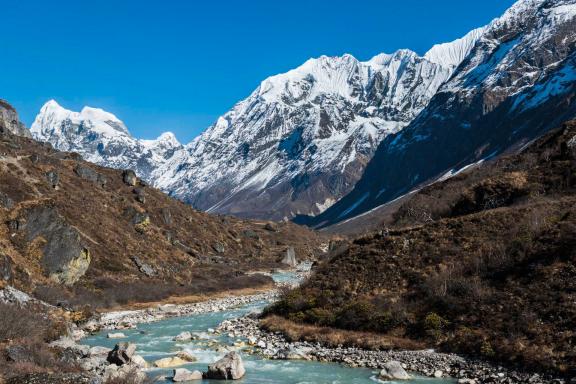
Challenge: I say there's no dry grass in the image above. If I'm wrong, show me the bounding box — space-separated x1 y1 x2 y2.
260 315 423 350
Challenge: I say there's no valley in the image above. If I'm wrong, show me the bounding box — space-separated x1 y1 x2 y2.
1 0 576 383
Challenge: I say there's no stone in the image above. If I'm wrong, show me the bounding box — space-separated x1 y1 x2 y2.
173 331 193 342
212 242 226 254
0 192 14 210
204 351 246 380
0 254 13 281
74 165 107 186
122 169 138 186
131 354 149 368
89 346 110 356
107 332 127 339
131 256 155 277
434 370 443 378
45 170 59 188
281 246 297 267
257 340 267 349
107 342 136 365
264 222 278 232
379 360 411 381
12 205 90 285
6 344 33 363
154 356 189 368
173 368 203 382
176 351 197 362
133 187 146 203
161 208 173 225
104 364 146 383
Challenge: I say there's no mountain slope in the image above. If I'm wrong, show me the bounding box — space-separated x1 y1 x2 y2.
269 120 576 375
303 0 576 228
2 100 322 308
31 34 482 220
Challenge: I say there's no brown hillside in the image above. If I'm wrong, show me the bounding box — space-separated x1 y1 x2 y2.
0 109 323 309
268 121 576 375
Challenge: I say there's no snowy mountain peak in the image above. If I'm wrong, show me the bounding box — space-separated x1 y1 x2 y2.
424 26 486 68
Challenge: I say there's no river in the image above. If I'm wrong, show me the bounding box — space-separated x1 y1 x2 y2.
82 270 453 383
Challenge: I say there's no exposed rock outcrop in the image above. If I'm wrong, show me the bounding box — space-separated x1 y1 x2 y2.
9 204 90 285
204 352 245 380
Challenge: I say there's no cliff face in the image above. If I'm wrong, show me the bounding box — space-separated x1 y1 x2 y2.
0 100 30 138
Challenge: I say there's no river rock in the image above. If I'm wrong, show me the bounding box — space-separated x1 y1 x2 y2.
379 361 411 380
173 368 203 382
107 342 136 366
131 355 149 368
173 331 193 341
107 332 126 339
154 356 189 368
281 247 297 267
204 351 245 380
176 351 197 362
104 364 146 383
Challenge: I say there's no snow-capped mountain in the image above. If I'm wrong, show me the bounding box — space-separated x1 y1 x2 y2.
31 100 183 180
32 0 575 224
157 49 468 220
304 0 576 227
33 38 479 220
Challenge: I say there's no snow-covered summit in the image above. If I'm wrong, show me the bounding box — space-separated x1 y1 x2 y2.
31 101 184 180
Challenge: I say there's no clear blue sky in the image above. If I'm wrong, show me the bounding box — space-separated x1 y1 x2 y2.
0 0 516 143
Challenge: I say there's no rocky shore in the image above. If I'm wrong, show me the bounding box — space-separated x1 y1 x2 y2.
215 315 568 384
78 290 279 334
44 266 569 384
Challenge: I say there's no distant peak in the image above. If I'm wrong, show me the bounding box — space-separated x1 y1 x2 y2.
80 106 123 124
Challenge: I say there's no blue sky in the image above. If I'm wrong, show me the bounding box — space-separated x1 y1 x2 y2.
0 0 516 143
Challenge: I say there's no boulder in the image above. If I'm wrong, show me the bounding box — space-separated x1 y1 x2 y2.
173 331 193 342
122 170 138 186
0 192 14 210
11 205 90 285
131 354 149 368
212 242 225 254
45 170 59 188
264 222 278 232
133 187 146 203
154 356 189 368
107 342 136 366
0 254 13 281
131 256 155 277
281 247 297 267
379 360 411 381
161 208 173 225
176 350 197 362
173 368 202 382
107 332 127 339
204 351 245 380
104 364 146 383
88 346 110 357
74 165 107 186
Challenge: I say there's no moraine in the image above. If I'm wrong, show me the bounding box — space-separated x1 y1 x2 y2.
81 270 453 383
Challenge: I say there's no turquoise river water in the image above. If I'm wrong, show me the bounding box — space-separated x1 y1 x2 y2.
83 271 453 384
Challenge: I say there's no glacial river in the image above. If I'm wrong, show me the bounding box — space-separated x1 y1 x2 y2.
83 271 452 383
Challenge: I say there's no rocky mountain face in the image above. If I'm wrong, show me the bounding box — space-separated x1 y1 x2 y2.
304 0 576 227
0 99 30 138
31 33 481 220
1 110 322 307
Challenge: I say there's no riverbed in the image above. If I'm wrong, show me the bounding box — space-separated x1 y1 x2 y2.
82 270 453 383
